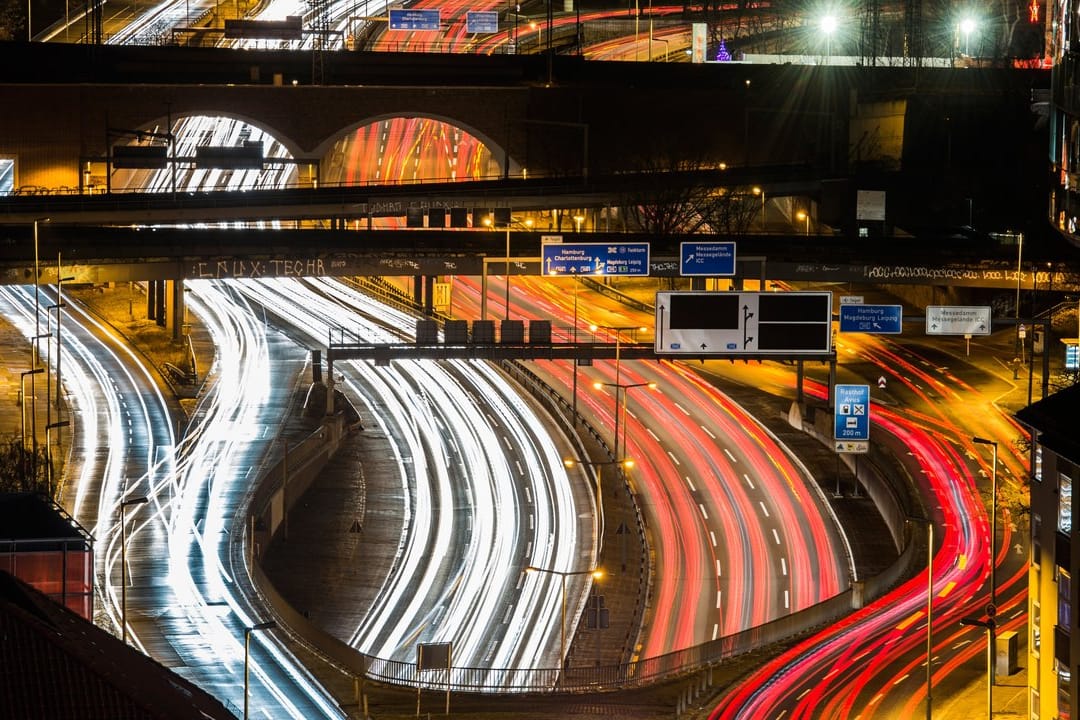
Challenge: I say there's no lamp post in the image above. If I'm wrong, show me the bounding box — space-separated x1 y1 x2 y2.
31 218 49 483
119 496 148 644
530 20 541 51
589 324 648 461
752 186 765 231
55 264 74 408
44 420 69 498
972 437 999 638
959 17 975 55
821 14 837 64
564 457 633 554
1013 233 1024 379
524 565 602 672
245 620 277 720
593 380 655 464
486 214 532 321
960 614 995 719
20 368 44 481
796 210 810 236
908 516 935 720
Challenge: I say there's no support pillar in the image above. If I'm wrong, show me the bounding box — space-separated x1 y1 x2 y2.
413 275 423 307
423 275 434 316
146 279 158 320
167 279 186 340
325 352 336 416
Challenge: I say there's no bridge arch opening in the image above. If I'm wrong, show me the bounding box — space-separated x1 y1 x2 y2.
110 114 305 194
318 114 520 186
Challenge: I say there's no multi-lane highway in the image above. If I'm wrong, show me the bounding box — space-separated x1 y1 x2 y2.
231 277 598 682
707 321 1028 718
448 272 852 657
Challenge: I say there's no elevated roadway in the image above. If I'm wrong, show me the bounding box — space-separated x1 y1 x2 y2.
1 222 1076 291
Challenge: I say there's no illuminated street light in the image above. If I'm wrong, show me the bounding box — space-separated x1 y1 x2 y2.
573 214 585 233
564 457 634 553
119 496 148 644
796 209 810 236
244 620 277 720
589 324 648 459
485 214 533 321
959 17 976 55
525 565 603 672
530 20 541 51
752 186 765 231
820 14 837 63
592 379 656 464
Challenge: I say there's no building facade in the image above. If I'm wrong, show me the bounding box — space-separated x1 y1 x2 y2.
1019 384 1079 720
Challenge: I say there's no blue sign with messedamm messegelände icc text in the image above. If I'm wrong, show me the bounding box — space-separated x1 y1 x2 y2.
679 241 736 276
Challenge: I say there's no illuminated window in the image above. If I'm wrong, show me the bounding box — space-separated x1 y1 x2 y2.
1058 567 1072 629
1033 598 1042 657
1056 658 1072 720
0 158 12 194
1060 472 1073 532
1036 445 1043 482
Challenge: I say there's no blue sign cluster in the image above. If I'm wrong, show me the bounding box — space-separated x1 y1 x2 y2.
838 304 903 334
389 9 440 30
834 384 870 442
680 241 736 276
465 11 499 33
541 242 650 276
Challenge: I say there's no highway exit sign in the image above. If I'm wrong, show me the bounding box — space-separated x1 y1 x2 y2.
925 305 991 336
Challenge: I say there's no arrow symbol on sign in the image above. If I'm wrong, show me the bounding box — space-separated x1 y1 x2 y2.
1014 543 1024 555
701 343 708 351
684 254 695 263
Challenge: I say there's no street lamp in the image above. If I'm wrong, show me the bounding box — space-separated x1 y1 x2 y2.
752 186 765 231
593 379 656 463
44 420 70 498
820 14 837 64
524 565 603 671
119 496 148 644
960 613 996 719
796 210 810 236
529 20 541 51
589 324 648 459
245 620 277 720
908 516 935 720
20 368 44 481
564 457 634 553
959 17 976 55
972 437 999 630
573 214 585 233
485 214 532 321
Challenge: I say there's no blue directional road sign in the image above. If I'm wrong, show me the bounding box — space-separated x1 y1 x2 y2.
389 9 440 30
834 383 870 453
680 241 736 276
839 304 903 334
466 11 499 33
541 242 650 276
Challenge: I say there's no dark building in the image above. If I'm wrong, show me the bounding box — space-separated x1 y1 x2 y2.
0 492 94 619
1017 383 1079 720
0 569 236 719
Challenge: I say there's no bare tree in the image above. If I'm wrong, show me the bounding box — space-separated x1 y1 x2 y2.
0 436 52 496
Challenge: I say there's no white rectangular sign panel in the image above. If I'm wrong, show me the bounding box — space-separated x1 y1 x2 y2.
925 305 991 336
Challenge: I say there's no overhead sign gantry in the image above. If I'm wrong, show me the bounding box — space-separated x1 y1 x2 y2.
654 291 833 356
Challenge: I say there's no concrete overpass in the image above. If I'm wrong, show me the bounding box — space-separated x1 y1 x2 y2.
0 42 1051 237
